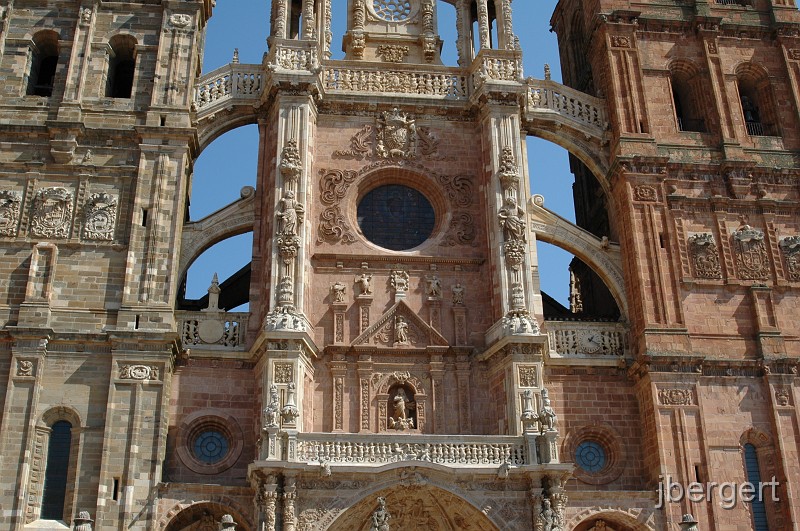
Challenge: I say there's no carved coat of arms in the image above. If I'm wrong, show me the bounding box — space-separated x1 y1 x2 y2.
31 187 73 239
733 225 769 280
0 190 22 236
83 192 118 241
376 108 417 159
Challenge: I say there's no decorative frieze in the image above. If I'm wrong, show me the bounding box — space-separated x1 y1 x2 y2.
688 233 722 279
30 187 73 239
322 67 467 98
376 44 409 63
732 224 769 280
658 388 694 406
119 364 160 381
83 192 117 241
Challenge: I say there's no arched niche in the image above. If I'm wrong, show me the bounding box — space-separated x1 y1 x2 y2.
160 499 252 531
374 372 427 432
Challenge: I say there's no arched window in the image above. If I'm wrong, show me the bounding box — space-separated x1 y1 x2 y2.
41 420 72 520
27 31 59 97
743 443 769 531
106 35 137 98
670 62 709 133
737 64 778 137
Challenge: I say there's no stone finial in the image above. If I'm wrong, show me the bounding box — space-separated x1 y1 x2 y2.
73 511 93 531
679 514 699 531
281 382 300 426
220 514 237 530
544 63 551 80
232 49 239 64
203 273 222 312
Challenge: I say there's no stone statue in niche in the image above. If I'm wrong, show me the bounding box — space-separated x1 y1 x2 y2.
539 388 557 432
498 196 526 242
425 275 442 299
388 387 415 430
394 316 409 346
263 384 280 428
331 282 346 303
451 283 465 305
356 273 373 295
369 497 391 531
277 191 304 237
540 498 561 531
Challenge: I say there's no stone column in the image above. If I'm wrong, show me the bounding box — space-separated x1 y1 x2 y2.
456 357 471 433
283 475 297 531
323 0 333 58
258 476 279 531
476 0 491 50
497 0 515 50
455 0 472 66
302 0 315 39
272 0 290 39
330 355 347 432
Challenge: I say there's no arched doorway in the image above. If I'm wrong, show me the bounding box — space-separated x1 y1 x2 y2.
569 509 656 531
164 501 250 531
326 485 500 531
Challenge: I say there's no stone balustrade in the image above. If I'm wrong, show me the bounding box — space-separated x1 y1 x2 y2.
470 50 524 90
177 311 249 349
524 78 608 134
193 64 263 114
545 320 628 358
322 64 468 99
295 434 529 466
267 39 320 72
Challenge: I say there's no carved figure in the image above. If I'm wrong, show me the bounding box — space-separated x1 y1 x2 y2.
17 360 34 377
280 140 302 183
394 316 409 345
356 273 373 295
331 282 346 303
369 497 391 531
389 388 414 430
219 514 237 531
498 196 526 242
540 498 560 531
425 275 442 298
678 514 699 531
277 191 304 237
451 283 465 305
263 384 280 428
539 388 557 432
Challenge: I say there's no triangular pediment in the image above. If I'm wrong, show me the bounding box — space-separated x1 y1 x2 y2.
351 300 448 348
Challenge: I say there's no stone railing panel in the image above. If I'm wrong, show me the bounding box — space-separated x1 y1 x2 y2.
525 78 608 134
296 434 528 466
545 320 627 357
177 311 249 349
193 64 263 114
322 64 468 99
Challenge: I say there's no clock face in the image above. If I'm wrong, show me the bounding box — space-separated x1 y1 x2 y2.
372 0 413 22
579 330 603 354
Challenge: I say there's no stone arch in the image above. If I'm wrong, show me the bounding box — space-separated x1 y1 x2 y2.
195 107 260 158
740 427 772 448
159 497 252 531
177 186 255 291
39 405 82 428
525 128 610 194
321 481 501 531
567 507 656 531
375 371 426 396
528 195 627 320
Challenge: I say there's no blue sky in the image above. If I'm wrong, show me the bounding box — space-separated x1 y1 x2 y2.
187 0 577 308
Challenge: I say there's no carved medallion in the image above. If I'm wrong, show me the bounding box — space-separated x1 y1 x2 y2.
775 388 791 407
634 185 657 202
688 233 722 279
780 236 800 281
31 187 73 239
732 224 769 280
83 192 117 241
275 363 293 384
0 190 22 237
376 108 417 159
169 13 193 28
16 359 35 377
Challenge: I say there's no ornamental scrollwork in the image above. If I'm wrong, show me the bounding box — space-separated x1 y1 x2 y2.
317 169 358 244
780 236 800 281
119 364 160 381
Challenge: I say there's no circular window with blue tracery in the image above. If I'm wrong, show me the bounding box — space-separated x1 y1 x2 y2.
193 430 229 464
575 440 607 473
358 184 435 251
373 0 413 22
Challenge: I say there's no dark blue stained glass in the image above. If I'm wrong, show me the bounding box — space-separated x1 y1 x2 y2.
744 443 769 531
193 430 229 464
41 421 72 520
357 185 435 251
575 440 606 473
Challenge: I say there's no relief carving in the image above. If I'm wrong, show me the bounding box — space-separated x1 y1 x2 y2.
0 190 22 236
775 388 791 406
451 283 465 305
317 169 358 243
780 236 800 281
30 187 73 239
499 197 526 243
442 212 477 247
119 364 160 381
274 363 293 384
331 281 347 303
277 191 305 237
280 140 303 186
333 125 373 160
16 359 35 377
634 185 657 202
732 224 769 280
658 388 694 406
688 233 722 279
610 35 630 48
518 366 537 387
390 269 410 294
497 146 519 195
376 45 410 63
83 192 117 241
355 273 373 295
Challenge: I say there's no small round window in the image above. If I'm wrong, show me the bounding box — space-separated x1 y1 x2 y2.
193 430 229 464
357 185 435 251
575 440 607 473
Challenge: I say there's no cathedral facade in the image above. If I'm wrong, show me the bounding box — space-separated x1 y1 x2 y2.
0 0 799 530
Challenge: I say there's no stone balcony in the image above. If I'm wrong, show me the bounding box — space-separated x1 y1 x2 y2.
177 310 249 351
544 319 629 363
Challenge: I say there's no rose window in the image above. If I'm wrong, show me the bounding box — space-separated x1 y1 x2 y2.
193 430 229 464
357 184 435 251
575 440 607 473
373 0 413 22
